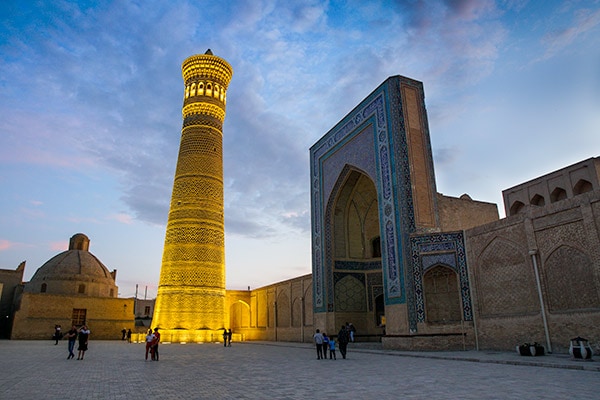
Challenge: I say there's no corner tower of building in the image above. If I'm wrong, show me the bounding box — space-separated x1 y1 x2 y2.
152 50 233 342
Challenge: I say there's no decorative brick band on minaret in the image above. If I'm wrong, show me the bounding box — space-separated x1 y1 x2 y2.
152 50 233 341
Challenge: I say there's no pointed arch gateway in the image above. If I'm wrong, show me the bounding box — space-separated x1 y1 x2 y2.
324 166 384 335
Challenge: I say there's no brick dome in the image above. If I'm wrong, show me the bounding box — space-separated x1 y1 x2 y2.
25 233 118 297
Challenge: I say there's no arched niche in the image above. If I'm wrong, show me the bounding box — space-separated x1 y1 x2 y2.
423 265 461 323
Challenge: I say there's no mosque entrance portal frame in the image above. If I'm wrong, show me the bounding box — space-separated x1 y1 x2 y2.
311 75 442 336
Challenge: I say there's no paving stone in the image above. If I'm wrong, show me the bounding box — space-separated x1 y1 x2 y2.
0 340 597 399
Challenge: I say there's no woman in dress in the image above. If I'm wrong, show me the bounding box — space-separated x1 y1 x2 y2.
77 325 91 360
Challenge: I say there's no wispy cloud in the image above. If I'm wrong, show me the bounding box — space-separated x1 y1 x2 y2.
540 8 600 60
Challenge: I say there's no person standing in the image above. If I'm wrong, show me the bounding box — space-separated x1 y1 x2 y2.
227 329 232 347
322 332 329 355
77 325 90 360
337 325 349 359
151 328 160 361
121 328 127 341
328 337 337 360
126 328 132 343
313 329 324 360
53 325 62 345
223 328 228 347
348 322 356 342
66 325 78 359
144 329 154 360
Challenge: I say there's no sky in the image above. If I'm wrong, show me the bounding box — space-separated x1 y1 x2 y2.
1 0 599 298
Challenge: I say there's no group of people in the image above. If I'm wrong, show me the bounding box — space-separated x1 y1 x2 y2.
62 325 90 360
121 328 133 343
312 329 337 360
223 328 233 347
58 324 164 361
145 328 161 361
313 322 356 360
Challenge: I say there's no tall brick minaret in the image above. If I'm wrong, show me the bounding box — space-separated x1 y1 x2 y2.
152 50 233 342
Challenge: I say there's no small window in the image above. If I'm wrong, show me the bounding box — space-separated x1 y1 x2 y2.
40 283 47 293
78 284 86 294
144 306 151 316
72 309 86 326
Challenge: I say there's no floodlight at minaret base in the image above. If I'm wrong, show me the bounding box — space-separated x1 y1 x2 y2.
152 50 233 343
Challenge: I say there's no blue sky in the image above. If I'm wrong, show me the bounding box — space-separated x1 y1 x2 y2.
1 0 599 298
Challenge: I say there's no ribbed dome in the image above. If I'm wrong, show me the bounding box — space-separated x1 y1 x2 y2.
25 233 118 297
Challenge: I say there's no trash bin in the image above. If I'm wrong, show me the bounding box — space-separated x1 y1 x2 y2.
516 342 545 356
569 337 593 360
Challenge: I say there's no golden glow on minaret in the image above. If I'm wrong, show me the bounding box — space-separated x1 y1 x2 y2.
152 50 233 342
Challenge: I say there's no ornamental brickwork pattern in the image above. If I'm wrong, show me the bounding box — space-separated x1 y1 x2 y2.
153 52 233 337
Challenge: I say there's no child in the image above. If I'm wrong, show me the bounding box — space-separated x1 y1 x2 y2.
329 338 336 360
322 332 329 355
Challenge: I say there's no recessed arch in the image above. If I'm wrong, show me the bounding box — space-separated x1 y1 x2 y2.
276 290 290 327
476 236 536 316
573 179 593 195
230 300 250 329
544 244 598 311
423 265 461 323
509 201 525 216
550 187 567 203
530 194 545 207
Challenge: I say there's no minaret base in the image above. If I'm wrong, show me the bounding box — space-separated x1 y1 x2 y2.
154 328 227 344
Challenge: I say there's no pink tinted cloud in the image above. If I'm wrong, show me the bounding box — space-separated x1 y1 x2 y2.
0 239 15 251
108 213 133 224
49 241 68 252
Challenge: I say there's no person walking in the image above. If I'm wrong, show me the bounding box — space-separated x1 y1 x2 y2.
77 325 90 360
328 337 337 360
227 329 232 347
322 332 329 355
151 328 160 361
66 325 78 359
126 328 132 343
144 329 154 360
313 329 324 360
223 328 228 347
121 328 127 340
337 325 349 359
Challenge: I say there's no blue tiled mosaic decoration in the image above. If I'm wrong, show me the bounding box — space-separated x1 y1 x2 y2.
310 76 429 312
409 231 472 330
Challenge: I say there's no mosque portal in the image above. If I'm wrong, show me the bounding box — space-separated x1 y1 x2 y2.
311 76 481 347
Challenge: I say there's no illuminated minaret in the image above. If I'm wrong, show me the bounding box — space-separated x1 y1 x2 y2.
152 50 233 342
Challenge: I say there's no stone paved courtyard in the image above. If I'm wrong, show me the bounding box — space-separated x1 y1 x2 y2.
0 340 598 399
